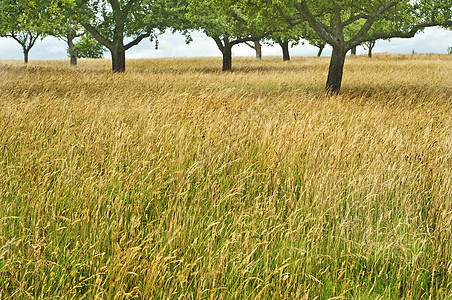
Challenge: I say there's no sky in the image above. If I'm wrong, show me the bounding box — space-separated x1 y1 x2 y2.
0 27 451 61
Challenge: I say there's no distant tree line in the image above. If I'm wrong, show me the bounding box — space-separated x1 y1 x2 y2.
0 0 451 93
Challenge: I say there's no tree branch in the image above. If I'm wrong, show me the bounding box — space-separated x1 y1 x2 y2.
245 42 255 49
230 33 268 46
124 20 159 50
275 4 304 27
124 0 139 18
108 0 121 16
295 1 338 47
82 24 113 50
27 31 39 50
351 1 398 47
343 13 369 27
7 32 22 44
357 21 451 45
211 35 225 52
7 31 40 51
124 33 149 50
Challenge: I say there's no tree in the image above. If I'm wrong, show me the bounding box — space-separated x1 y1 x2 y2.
0 0 51 63
245 40 263 59
265 4 309 61
71 0 186 72
290 22 327 57
187 0 274 71
50 20 84 65
73 34 106 58
275 0 452 93
277 39 291 61
47 9 84 66
363 40 376 57
66 26 83 65
309 39 326 56
5 31 41 63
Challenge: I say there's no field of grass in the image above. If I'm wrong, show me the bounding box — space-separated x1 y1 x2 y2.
0 54 451 299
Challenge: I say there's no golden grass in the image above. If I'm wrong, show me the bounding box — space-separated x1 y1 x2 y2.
0 54 451 299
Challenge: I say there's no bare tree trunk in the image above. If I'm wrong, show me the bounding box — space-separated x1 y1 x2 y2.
10 32 39 64
254 40 262 60
367 41 376 58
350 46 357 56
110 47 126 73
317 45 325 57
67 33 77 66
23 48 29 64
326 46 347 93
222 44 232 71
279 40 290 61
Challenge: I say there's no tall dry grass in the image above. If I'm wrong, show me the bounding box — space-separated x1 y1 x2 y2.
0 54 451 299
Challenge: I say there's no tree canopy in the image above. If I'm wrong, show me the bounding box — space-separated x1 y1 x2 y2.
71 34 106 58
68 0 187 71
274 0 452 92
0 0 66 63
186 0 276 71
1 0 450 83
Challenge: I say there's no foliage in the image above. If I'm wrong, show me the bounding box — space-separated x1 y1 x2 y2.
0 0 74 63
186 0 278 45
272 0 452 92
186 0 277 70
0 0 72 35
68 34 106 58
448 46 452 54
64 0 189 71
274 0 452 50
70 0 188 48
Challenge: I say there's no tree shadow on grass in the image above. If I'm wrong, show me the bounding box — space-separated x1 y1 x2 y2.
340 83 452 105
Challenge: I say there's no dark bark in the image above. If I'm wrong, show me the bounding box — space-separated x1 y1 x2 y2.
254 40 262 60
222 44 232 71
212 34 267 71
367 41 376 58
67 33 77 66
317 45 325 57
111 46 126 72
245 40 263 59
9 31 39 64
23 48 29 64
279 40 290 61
288 0 451 93
81 0 156 72
350 46 357 56
326 46 347 94
212 36 233 71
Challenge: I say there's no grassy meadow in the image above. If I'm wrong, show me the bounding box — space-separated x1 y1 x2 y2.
0 54 451 299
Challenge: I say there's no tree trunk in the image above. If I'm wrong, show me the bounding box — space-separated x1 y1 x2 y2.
317 45 325 57
326 46 347 94
222 44 232 71
23 48 29 64
350 46 357 56
67 34 77 66
367 41 375 58
280 41 290 61
254 40 262 60
111 47 126 72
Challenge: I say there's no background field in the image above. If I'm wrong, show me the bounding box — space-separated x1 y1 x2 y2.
0 55 451 299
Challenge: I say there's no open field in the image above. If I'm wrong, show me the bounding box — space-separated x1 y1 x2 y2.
0 54 451 298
